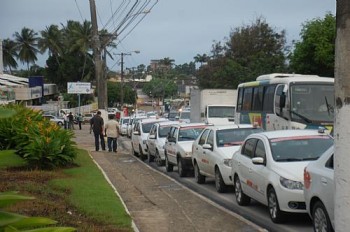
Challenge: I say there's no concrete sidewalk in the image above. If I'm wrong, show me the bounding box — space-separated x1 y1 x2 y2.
73 124 265 232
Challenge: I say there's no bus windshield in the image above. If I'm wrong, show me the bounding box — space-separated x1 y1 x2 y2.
290 84 334 123
207 106 235 118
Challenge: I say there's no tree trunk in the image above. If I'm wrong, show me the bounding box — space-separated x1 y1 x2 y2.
335 1 350 231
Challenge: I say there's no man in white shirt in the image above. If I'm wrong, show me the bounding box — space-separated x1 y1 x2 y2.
104 114 120 152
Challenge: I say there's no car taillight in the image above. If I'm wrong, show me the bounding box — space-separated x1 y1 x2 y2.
304 167 311 189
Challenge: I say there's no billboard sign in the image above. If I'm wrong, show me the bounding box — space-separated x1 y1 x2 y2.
67 82 91 94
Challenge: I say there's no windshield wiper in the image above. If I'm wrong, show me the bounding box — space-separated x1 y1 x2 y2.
290 111 312 123
276 158 303 162
324 96 334 116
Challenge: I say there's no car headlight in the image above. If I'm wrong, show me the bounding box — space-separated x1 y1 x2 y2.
223 159 232 167
280 176 303 190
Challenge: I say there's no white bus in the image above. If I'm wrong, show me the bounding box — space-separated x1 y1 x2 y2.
235 73 334 132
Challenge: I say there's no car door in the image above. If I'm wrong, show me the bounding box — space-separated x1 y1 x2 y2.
248 139 269 204
132 122 141 153
202 130 216 176
148 124 157 156
236 138 257 197
194 129 210 173
166 127 178 164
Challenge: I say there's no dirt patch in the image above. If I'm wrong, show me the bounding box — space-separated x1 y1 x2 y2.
0 168 129 232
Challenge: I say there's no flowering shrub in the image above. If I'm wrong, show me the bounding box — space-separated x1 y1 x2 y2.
0 105 77 169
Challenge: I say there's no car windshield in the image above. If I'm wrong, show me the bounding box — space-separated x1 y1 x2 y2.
142 122 156 133
168 112 178 118
178 127 205 141
269 135 333 162
121 118 130 124
217 128 263 147
180 111 190 119
208 106 235 118
159 126 172 138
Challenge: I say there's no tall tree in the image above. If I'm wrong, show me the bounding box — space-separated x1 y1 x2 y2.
38 25 63 64
2 39 18 73
13 27 39 71
193 53 209 67
289 13 335 77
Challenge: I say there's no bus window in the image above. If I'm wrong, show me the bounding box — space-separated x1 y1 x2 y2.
263 85 276 113
242 87 253 111
237 88 244 112
252 86 264 111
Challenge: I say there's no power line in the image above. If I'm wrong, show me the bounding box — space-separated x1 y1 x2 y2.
74 0 85 21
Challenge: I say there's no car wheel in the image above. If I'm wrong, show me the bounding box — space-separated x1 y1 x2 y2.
165 153 173 172
131 144 138 156
312 201 333 232
234 175 250 206
215 168 227 193
155 150 165 167
57 121 63 126
267 187 286 223
178 157 186 177
147 148 154 163
139 145 146 161
194 162 205 184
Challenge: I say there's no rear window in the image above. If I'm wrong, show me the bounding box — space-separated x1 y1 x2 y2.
217 128 263 147
178 126 205 141
159 126 172 137
142 122 156 133
270 135 333 162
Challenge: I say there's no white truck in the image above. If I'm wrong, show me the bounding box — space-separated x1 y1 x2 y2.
190 89 237 125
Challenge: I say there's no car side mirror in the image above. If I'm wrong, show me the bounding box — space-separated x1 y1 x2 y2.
202 144 213 150
252 157 265 165
133 131 140 135
168 137 176 143
149 134 156 139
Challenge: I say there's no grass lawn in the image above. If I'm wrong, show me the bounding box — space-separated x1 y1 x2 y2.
0 149 132 231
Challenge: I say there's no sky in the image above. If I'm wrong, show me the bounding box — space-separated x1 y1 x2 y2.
0 0 336 72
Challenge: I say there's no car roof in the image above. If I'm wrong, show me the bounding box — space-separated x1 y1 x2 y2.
257 129 330 140
172 123 208 128
156 121 180 126
205 124 256 130
139 118 168 124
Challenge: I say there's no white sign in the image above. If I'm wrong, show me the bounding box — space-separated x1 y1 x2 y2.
67 82 91 94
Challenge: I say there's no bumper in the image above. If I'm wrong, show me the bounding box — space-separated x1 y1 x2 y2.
220 165 233 186
275 184 306 213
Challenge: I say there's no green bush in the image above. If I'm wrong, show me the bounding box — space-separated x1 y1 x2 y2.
0 192 76 232
0 105 77 169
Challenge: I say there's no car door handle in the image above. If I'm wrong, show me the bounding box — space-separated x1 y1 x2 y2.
321 177 327 185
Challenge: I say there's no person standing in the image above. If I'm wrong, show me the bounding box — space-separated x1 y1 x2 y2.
90 111 105 151
77 113 83 130
68 112 75 130
104 114 120 152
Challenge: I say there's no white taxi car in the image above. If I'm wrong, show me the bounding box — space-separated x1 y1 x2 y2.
147 121 179 166
131 118 168 161
231 129 333 223
192 124 263 193
119 117 130 136
304 146 334 232
164 123 207 177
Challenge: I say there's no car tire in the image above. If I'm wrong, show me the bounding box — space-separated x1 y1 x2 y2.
57 121 63 126
178 157 186 177
155 150 165 167
194 162 205 184
165 153 173 172
312 201 334 232
131 144 138 156
267 187 286 223
234 175 250 206
147 147 154 163
215 168 227 193
139 145 146 161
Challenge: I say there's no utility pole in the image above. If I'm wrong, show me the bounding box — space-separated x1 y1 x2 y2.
335 1 350 232
120 52 126 107
89 0 107 110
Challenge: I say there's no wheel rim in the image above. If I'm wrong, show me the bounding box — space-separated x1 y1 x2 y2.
178 159 182 174
194 164 199 181
314 207 328 232
155 151 160 165
268 191 277 219
234 178 242 202
165 155 169 168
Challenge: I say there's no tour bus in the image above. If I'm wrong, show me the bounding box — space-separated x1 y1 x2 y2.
235 73 334 132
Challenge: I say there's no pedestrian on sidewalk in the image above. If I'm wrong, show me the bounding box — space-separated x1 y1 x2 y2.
68 112 75 130
77 113 83 130
90 111 105 151
104 114 120 152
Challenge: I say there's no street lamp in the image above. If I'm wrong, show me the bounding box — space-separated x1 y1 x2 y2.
117 51 140 108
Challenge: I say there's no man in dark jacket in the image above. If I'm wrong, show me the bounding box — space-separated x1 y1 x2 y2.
90 111 105 151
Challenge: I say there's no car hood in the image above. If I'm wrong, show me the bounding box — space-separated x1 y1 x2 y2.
272 161 310 181
217 146 241 159
178 141 194 152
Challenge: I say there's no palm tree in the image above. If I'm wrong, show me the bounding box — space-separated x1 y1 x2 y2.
194 53 209 67
38 25 63 65
2 39 18 73
14 27 39 71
